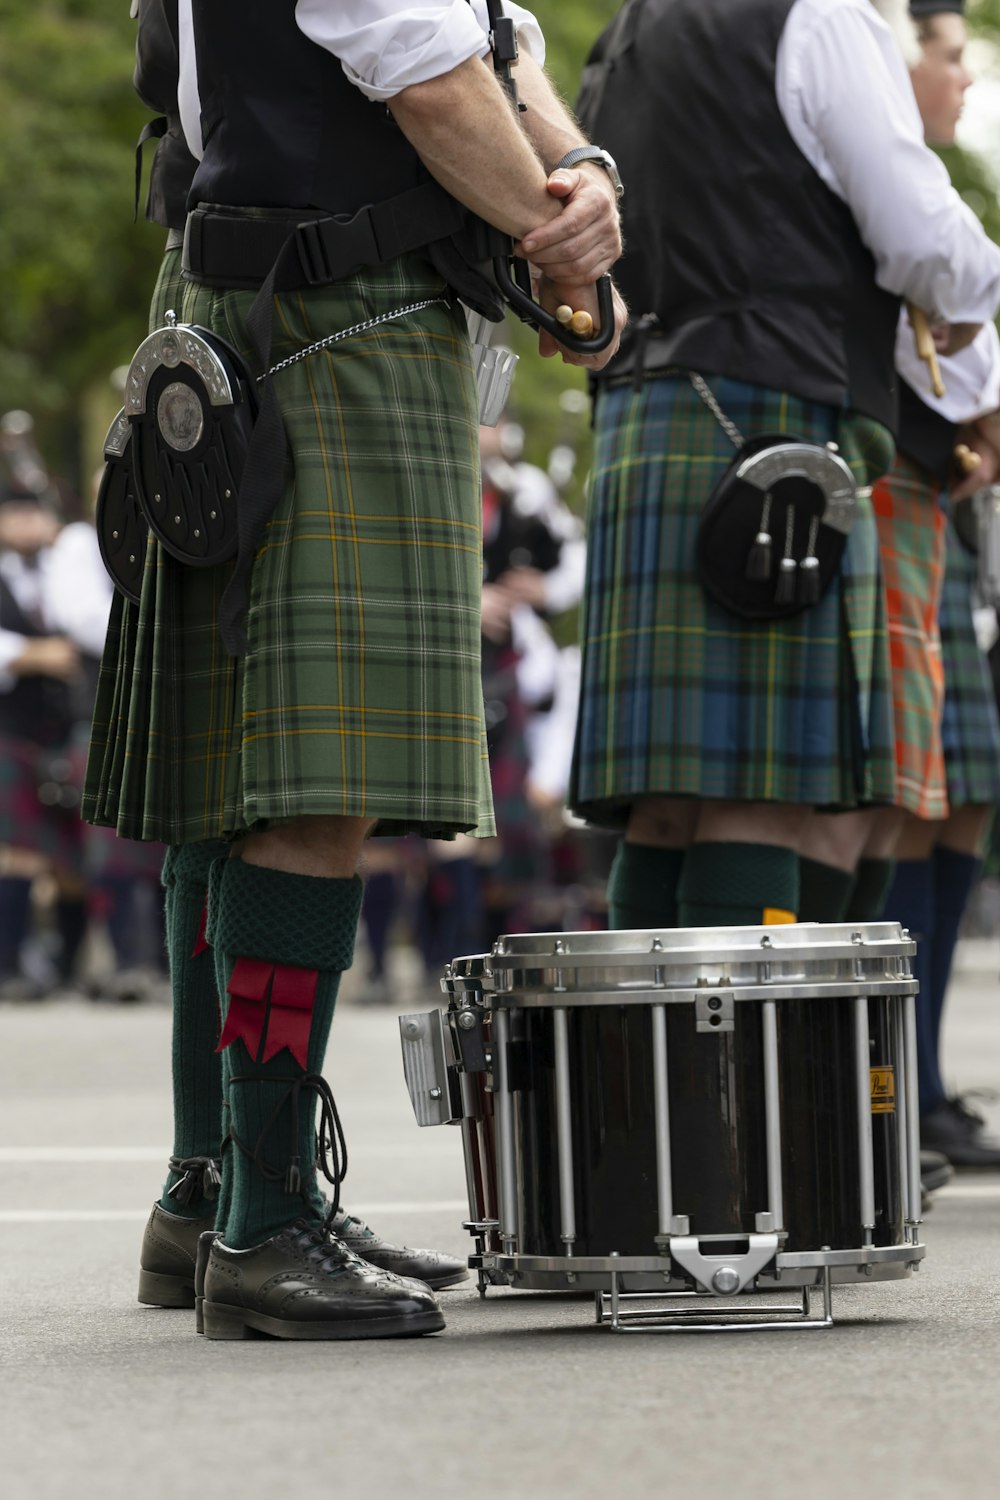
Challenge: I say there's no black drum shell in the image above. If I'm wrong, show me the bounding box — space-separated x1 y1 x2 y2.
501 993 905 1259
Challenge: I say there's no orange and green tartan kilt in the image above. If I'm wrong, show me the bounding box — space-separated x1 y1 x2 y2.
871 456 948 820
83 248 494 845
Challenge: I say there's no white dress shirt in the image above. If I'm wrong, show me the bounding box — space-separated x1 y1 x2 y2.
0 526 112 693
178 1 543 160
777 0 1000 324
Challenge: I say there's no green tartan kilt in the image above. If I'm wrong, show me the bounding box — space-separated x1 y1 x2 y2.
83 247 494 845
569 374 898 825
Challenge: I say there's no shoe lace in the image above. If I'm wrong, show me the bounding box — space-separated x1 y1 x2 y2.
228 1071 348 1229
166 1154 222 1206
289 1219 370 1277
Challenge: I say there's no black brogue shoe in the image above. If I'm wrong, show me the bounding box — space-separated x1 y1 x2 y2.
201 1220 446 1340
138 1202 217 1308
194 1229 222 1334
329 1210 469 1290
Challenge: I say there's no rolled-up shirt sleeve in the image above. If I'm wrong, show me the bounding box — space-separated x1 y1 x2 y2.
896 315 1000 425
295 0 544 102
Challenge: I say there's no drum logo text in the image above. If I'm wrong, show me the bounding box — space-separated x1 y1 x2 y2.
870 1067 896 1114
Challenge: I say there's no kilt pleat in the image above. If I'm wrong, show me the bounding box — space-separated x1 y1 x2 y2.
569 375 897 823
871 457 948 820
939 515 1000 808
83 247 493 844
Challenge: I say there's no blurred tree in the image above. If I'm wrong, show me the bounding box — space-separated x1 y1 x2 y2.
0 1 161 487
3 1 998 495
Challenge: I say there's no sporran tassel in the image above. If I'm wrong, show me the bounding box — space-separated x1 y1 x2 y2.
798 518 822 606
774 505 797 604
746 492 773 580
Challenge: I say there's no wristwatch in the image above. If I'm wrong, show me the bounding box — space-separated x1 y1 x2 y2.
553 146 624 200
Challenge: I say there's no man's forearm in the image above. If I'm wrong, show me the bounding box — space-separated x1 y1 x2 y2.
513 53 590 171
387 56 561 240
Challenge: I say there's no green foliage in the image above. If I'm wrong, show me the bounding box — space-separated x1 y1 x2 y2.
0 1 164 479
4 0 999 493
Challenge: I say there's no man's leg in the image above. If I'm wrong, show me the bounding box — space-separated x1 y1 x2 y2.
608 797 698 929
921 806 1000 1166
676 800 805 927
138 841 228 1308
202 816 443 1340
799 806 902 922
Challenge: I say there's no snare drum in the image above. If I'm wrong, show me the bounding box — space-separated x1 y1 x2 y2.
400 923 925 1331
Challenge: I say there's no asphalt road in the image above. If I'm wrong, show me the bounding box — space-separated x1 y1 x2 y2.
1 940 998 1500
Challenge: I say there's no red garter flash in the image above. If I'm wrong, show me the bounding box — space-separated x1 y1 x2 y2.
216 957 319 1066
191 902 210 957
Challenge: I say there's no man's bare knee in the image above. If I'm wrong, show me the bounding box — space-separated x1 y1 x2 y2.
626 796 699 848
238 815 378 878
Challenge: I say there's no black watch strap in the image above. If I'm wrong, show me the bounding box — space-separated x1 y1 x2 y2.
552 146 624 198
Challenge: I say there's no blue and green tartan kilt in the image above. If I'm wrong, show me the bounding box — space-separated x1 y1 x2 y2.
939 514 1000 808
569 374 897 825
83 246 494 846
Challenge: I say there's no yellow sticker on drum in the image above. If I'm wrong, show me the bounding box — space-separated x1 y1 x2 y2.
762 908 796 925
870 1067 896 1114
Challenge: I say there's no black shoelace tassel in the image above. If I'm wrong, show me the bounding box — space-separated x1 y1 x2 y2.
166 1154 222 1205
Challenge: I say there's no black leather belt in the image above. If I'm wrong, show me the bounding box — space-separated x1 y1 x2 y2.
182 183 468 292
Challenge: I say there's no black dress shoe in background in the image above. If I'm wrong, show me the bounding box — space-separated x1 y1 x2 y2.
919 1149 953 1194
201 1220 445 1340
329 1209 469 1290
921 1096 1000 1169
138 1202 217 1307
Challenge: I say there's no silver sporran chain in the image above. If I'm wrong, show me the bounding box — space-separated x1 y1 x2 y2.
261 298 451 381
687 371 746 450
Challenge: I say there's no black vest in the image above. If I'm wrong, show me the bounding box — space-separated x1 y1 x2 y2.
188 1 430 216
579 0 900 429
0 577 74 749
897 380 956 482
135 0 198 230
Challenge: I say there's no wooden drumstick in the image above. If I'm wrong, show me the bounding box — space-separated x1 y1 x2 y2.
555 305 595 338
954 443 983 476
908 303 946 399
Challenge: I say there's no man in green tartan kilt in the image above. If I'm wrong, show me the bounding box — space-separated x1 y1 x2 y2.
87 0 625 1340
569 0 1000 933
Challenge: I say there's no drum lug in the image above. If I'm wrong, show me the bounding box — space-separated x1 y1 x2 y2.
668 1232 780 1295
695 992 735 1033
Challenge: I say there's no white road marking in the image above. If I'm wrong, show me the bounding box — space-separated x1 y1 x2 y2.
0 1200 467 1224
0 1143 450 1164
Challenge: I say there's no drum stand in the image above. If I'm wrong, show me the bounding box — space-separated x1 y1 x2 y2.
595 1263 834 1334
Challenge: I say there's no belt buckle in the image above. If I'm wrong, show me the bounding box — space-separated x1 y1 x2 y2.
295 219 335 286
295 210 380 287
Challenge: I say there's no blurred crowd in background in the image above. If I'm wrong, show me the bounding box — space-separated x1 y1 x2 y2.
6 389 1000 1011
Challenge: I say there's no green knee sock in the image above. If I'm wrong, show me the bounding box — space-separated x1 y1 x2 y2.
607 842 686 929
208 857 362 1250
797 856 856 923
676 842 799 927
844 857 897 922
158 841 229 1220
